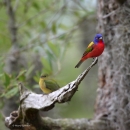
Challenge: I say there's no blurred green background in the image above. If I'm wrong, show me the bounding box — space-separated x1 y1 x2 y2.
0 0 98 129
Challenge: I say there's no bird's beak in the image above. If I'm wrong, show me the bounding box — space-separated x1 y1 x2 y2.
99 37 102 39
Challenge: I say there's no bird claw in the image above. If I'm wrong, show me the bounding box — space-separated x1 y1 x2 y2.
92 57 98 65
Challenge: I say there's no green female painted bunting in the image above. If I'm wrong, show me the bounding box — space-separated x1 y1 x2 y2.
39 74 60 94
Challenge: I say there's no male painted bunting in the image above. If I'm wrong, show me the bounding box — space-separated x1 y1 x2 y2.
75 34 105 68
39 74 60 94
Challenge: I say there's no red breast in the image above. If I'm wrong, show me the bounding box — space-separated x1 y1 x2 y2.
81 41 104 61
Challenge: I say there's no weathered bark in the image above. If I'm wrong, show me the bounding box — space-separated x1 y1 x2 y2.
95 0 130 130
5 59 113 130
6 111 112 130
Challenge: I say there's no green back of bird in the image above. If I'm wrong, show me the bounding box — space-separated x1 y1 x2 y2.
83 42 94 56
44 79 60 92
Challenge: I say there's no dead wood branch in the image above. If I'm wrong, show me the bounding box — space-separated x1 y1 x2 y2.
4 58 114 130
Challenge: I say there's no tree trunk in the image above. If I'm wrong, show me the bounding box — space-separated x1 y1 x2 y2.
95 0 130 130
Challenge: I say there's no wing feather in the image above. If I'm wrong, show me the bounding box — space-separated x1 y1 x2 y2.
83 42 94 56
44 79 60 91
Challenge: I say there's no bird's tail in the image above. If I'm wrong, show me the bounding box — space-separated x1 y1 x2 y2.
75 60 83 68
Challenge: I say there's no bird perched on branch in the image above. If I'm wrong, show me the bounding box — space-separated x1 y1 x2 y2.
39 74 60 94
75 34 105 68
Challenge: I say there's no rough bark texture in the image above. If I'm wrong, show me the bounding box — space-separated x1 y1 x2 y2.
6 112 113 130
5 59 111 130
95 0 130 130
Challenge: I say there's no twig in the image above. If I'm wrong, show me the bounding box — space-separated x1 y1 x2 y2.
20 25 79 52
13 0 20 12
4 0 17 45
18 9 47 28
102 10 116 19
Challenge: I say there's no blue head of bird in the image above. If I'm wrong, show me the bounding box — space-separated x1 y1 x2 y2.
93 34 103 44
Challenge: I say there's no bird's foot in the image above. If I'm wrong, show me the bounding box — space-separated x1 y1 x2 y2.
92 57 98 65
92 58 95 62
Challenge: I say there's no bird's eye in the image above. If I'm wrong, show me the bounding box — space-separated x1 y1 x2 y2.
44 74 48 77
99 37 102 39
41 74 47 78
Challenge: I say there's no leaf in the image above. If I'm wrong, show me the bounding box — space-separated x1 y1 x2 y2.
41 57 52 73
46 49 56 60
43 0 50 8
52 22 57 34
0 93 5 98
4 73 11 88
0 73 4 78
33 75 39 82
32 2 40 10
59 34 66 40
48 41 60 57
73 10 80 17
4 87 18 98
46 50 54 69
24 30 31 37
40 21 46 29
16 70 27 80
0 100 4 109
59 24 68 30
25 65 35 78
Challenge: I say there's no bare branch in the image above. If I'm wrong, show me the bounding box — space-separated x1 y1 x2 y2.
20 25 79 52
102 11 116 19
18 9 47 28
13 0 20 12
41 117 113 130
4 0 17 45
5 113 113 130
4 58 110 130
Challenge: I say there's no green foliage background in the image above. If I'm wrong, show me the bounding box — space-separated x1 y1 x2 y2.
0 0 97 129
